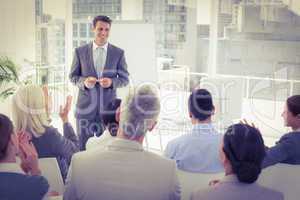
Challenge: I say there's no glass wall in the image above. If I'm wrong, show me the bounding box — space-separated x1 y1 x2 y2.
1 0 300 152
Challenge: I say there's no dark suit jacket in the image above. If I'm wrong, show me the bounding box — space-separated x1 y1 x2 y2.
262 131 300 168
32 122 79 181
69 42 129 119
0 172 49 200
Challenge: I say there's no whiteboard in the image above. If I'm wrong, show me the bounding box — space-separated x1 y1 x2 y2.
109 22 157 87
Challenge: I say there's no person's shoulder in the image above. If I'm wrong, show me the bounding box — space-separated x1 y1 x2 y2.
0 172 49 192
257 185 284 200
144 150 176 167
168 134 189 146
43 126 62 139
108 43 124 53
73 146 105 162
279 131 299 143
191 185 218 200
76 42 91 52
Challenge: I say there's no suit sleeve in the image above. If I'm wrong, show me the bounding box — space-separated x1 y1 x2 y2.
69 48 87 91
26 175 49 200
51 123 79 165
111 50 129 89
262 134 295 168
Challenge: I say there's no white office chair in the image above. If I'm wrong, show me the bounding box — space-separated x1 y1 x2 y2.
258 163 300 200
38 158 64 195
177 169 223 200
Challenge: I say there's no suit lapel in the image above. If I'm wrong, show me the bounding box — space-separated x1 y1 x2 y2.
87 42 97 76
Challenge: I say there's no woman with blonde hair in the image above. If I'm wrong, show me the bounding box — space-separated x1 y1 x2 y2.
12 85 79 181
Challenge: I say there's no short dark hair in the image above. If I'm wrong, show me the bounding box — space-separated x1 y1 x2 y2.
223 124 265 184
287 95 300 116
93 15 112 27
101 98 121 136
188 89 214 121
0 114 14 160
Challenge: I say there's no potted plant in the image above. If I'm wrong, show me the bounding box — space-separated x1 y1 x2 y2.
0 56 19 100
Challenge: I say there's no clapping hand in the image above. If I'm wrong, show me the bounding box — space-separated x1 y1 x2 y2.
209 179 221 187
84 77 97 89
17 131 41 176
59 95 72 123
99 77 112 88
240 119 258 129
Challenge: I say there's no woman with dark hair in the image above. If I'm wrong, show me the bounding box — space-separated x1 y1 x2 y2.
0 113 49 200
192 124 283 200
263 95 300 167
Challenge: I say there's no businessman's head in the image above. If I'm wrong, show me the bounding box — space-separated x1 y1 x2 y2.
188 89 214 123
118 84 160 143
92 15 112 46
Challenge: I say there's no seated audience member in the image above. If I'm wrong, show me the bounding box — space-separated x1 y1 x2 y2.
262 95 300 168
164 89 223 173
192 124 283 200
64 85 180 200
0 113 49 200
12 85 79 181
86 98 121 150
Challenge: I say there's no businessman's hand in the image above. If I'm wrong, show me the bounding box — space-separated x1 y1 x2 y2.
99 77 112 88
84 77 97 89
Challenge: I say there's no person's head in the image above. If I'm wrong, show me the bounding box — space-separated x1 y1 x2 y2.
92 15 112 45
0 114 18 162
188 89 214 123
119 84 160 142
12 85 50 136
101 98 122 137
220 123 265 184
282 95 300 130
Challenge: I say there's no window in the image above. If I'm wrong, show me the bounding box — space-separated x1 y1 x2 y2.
79 23 87 38
73 40 78 48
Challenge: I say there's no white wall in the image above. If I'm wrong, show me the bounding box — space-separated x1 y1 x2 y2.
121 0 143 20
0 0 35 64
197 0 211 25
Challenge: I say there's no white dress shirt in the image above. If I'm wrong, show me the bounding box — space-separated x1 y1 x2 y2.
92 41 108 77
86 130 114 150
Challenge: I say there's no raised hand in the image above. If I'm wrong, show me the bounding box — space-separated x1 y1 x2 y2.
59 95 73 123
240 119 257 129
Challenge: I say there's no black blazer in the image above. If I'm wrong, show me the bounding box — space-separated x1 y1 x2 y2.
69 42 129 119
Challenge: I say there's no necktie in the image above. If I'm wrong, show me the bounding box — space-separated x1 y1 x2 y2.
95 47 104 78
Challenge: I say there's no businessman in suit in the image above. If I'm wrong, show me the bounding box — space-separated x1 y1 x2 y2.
64 85 181 200
69 15 129 150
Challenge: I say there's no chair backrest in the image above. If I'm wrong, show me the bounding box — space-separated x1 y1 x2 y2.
178 164 300 200
257 163 300 200
39 158 64 195
177 169 223 200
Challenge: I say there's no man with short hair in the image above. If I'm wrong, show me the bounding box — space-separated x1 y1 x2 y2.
69 15 129 150
164 89 223 173
64 85 180 200
86 98 121 150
